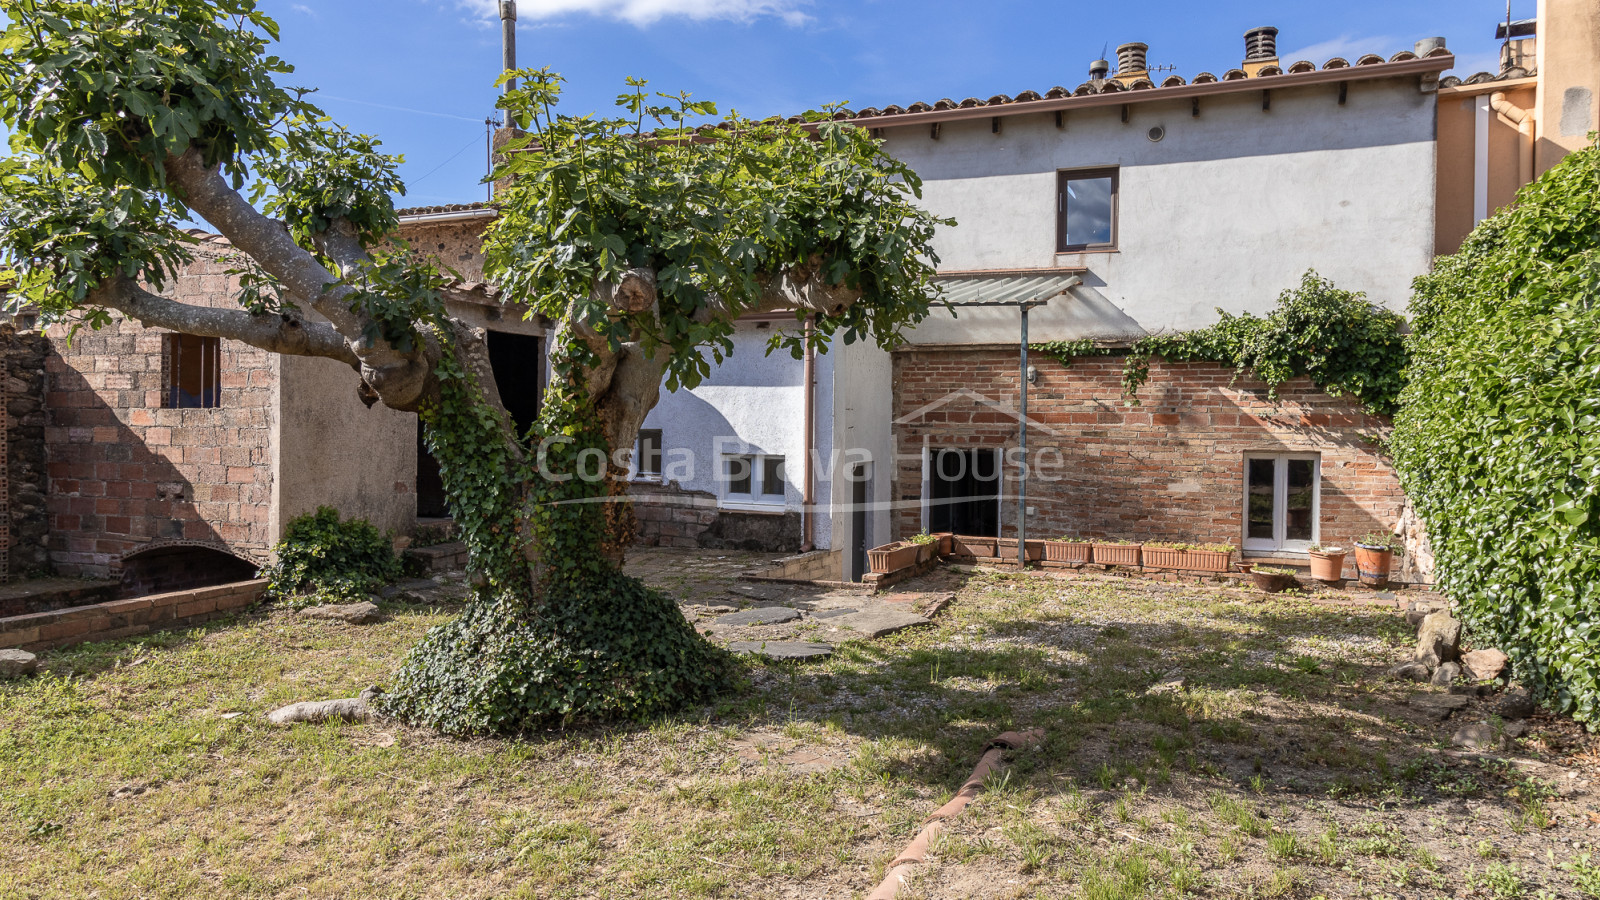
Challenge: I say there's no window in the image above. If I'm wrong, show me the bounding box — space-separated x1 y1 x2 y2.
1243 454 1320 552
635 429 662 479
721 453 787 507
166 334 220 408
1057 167 1118 252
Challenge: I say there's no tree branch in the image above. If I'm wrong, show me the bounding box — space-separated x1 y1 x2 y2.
88 276 360 366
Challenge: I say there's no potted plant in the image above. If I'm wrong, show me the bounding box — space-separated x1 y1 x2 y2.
1143 542 1236 572
1249 565 1299 593
1354 532 1405 587
868 541 921 574
1091 539 1143 567
951 535 997 558
1042 536 1093 566
1307 545 1348 583
995 537 1045 562
907 532 939 564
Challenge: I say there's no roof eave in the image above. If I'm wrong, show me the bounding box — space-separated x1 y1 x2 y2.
850 55 1455 132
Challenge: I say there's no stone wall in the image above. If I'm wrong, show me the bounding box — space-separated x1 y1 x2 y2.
892 350 1412 580
630 481 803 553
45 243 277 578
0 325 49 577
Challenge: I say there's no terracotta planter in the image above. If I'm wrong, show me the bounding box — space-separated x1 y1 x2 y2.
1308 550 1347 582
1144 548 1234 573
1042 540 1092 565
1250 570 1298 593
914 542 937 565
933 533 954 556
1354 544 1393 587
995 538 1044 562
1092 542 1142 567
868 542 920 574
952 535 997 558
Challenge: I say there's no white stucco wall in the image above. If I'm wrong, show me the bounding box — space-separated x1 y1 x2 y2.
825 335 894 576
640 321 820 523
890 74 1439 343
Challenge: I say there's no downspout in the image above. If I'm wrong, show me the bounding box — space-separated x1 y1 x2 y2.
800 315 816 552
1489 91 1536 188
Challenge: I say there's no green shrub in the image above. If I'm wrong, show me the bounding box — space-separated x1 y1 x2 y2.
259 506 403 607
1391 138 1600 726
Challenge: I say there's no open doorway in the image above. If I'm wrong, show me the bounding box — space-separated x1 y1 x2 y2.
925 447 1001 536
418 330 543 518
847 461 871 582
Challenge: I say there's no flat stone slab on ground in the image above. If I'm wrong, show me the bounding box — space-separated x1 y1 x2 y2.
809 608 858 619
730 583 802 603
716 606 803 626
726 640 833 660
1408 692 1471 721
0 648 39 679
297 602 382 625
832 608 931 638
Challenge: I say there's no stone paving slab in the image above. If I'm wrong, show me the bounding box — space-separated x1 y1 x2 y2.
727 641 834 659
716 607 803 626
832 608 931 638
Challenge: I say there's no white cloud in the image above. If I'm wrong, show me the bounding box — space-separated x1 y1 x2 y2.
290 2 318 17
1279 34 1399 64
457 0 808 27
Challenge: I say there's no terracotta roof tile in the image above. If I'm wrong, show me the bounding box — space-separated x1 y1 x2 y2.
1286 60 1317 74
393 201 493 217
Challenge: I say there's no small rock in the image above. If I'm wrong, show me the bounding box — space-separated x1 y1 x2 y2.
0 648 39 679
726 641 833 660
1462 648 1509 682
1495 690 1536 720
701 604 738 614
1387 661 1433 682
1415 611 1462 668
1503 720 1528 739
1452 721 1500 751
1405 609 1430 629
1408 692 1470 721
716 607 803 626
1431 661 1462 686
297 601 382 625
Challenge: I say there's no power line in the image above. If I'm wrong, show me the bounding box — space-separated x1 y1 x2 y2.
408 132 486 186
317 93 486 123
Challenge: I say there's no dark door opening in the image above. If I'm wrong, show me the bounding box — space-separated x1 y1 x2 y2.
849 463 869 582
418 330 543 518
927 448 1000 536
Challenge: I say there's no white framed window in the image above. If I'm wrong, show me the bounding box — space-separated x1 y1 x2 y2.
634 429 662 480
720 453 787 510
1243 454 1320 552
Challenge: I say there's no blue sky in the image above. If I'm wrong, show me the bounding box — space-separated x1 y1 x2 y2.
263 0 1524 209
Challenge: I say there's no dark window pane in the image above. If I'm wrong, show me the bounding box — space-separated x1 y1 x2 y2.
1285 459 1316 541
168 334 220 408
725 456 752 495
1247 458 1275 540
1063 175 1114 247
637 429 662 476
761 457 786 496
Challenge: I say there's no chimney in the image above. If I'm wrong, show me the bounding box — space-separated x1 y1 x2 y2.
1089 57 1110 81
1114 42 1148 82
1414 36 1447 56
1241 25 1279 76
500 0 517 94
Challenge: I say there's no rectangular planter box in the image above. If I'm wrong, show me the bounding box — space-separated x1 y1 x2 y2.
952 535 997 558
1091 543 1143 567
995 538 1045 562
868 542 920 574
1142 548 1233 573
914 543 937 565
1042 540 1092 565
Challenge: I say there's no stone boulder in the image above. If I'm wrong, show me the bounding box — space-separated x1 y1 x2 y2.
1431 661 1461 686
0 648 39 679
1415 612 1462 668
1386 661 1433 682
1495 690 1536 721
1461 648 1509 681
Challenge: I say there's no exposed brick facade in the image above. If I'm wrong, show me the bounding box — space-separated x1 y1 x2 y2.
892 350 1407 579
45 246 276 578
0 578 266 652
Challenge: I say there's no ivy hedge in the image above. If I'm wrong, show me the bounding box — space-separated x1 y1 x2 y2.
1391 140 1600 726
1033 271 1408 416
259 506 402 607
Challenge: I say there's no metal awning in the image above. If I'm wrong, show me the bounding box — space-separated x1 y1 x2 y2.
933 269 1085 307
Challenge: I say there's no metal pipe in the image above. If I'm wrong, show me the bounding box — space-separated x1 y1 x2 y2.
801 315 816 552
396 209 497 225
1017 305 1028 567
499 1 517 94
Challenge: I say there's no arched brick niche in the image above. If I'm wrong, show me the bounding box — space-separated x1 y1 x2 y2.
117 541 260 599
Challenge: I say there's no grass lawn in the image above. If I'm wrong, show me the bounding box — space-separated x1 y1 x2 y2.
2 558 1596 899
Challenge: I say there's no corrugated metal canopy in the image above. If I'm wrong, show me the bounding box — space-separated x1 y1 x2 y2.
933 270 1084 307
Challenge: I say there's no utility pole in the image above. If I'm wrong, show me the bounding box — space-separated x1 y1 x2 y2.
500 1 517 94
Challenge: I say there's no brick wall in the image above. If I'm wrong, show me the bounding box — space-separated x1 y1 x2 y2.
45 245 276 578
892 350 1407 577
0 578 267 652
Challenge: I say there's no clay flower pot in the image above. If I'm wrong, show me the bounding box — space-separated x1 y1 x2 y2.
868 542 920 574
1091 542 1142 567
1249 569 1298 593
1354 544 1393 587
1042 540 1092 565
952 535 997 558
1308 549 1347 583
995 538 1044 562
932 533 954 556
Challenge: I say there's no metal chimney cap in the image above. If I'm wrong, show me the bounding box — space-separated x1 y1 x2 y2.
500 0 517 20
